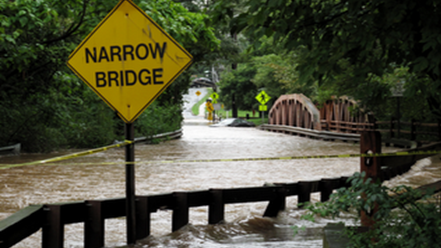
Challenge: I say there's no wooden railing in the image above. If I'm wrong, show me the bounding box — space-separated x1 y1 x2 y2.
265 118 439 147
375 119 441 142
0 177 352 248
321 120 375 133
260 124 360 142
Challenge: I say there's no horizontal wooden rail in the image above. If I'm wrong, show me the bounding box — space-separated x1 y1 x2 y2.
0 205 44 248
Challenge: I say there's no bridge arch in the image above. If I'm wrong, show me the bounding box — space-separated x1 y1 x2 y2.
320 96 374 133
269 94 322 130
269 94 374 134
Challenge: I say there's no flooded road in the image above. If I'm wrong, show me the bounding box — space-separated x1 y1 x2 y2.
1 115 440 247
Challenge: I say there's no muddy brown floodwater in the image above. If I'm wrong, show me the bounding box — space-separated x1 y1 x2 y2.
1 118 440 248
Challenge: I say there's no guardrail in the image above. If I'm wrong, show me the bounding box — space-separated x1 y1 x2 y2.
134 129 183 143
260 124 360 142
0 143 20 156
260 124 421 148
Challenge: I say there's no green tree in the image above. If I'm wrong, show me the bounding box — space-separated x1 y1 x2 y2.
219 62 258 110
0 0 219 152
212 0 441 121
252 51 316 100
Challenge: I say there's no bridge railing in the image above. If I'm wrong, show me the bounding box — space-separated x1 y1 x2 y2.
320 120 375 133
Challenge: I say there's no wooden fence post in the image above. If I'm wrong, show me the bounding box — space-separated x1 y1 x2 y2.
360 131 381 227
208 189 224 224
360 131 381 182
136 196 150 240
320 178 340 202
84 200 104 248
298 181 312 208
172 192 188 232
42 205 63 248
263 186 286 217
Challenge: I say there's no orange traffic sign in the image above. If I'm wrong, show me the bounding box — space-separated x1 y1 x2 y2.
206 102 214 112
67 0 193 123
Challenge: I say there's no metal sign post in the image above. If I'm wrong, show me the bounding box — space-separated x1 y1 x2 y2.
125 123 136 243
255 91 271 124
259 105 267 123
66 0 192 244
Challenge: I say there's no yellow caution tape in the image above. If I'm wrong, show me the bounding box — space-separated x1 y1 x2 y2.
0 140 133 170
148 150 441 164
1 149 440 169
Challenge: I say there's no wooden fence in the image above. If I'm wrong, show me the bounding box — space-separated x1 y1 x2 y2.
375 119 441 142
0 177 352 248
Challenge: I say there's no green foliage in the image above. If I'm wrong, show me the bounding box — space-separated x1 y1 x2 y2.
0 0 219 152
303 172 441 247
213 0 441 121
252 50 317 99
217 38 318 112
135 101 182 137
219 63 258 110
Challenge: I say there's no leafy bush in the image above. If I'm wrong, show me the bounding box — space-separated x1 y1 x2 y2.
302 172 441 247
135 101 182 138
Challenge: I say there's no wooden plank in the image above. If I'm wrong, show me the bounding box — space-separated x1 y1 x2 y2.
187 190 211 207
360 131 382 183
263 187 286 217
136 196 150 239
172 192 189 232
101 198 126 219
208 189 224 224
43 205 63 248
84 201 104 248
223 186 280 204
0 205 44 248
319 178 341 202
298 181 314 206
60 202 88 224
279 182 299 196
147 193 174 211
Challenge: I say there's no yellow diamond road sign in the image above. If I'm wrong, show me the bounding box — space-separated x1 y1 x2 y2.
67 0 193 123
255 90 271 105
